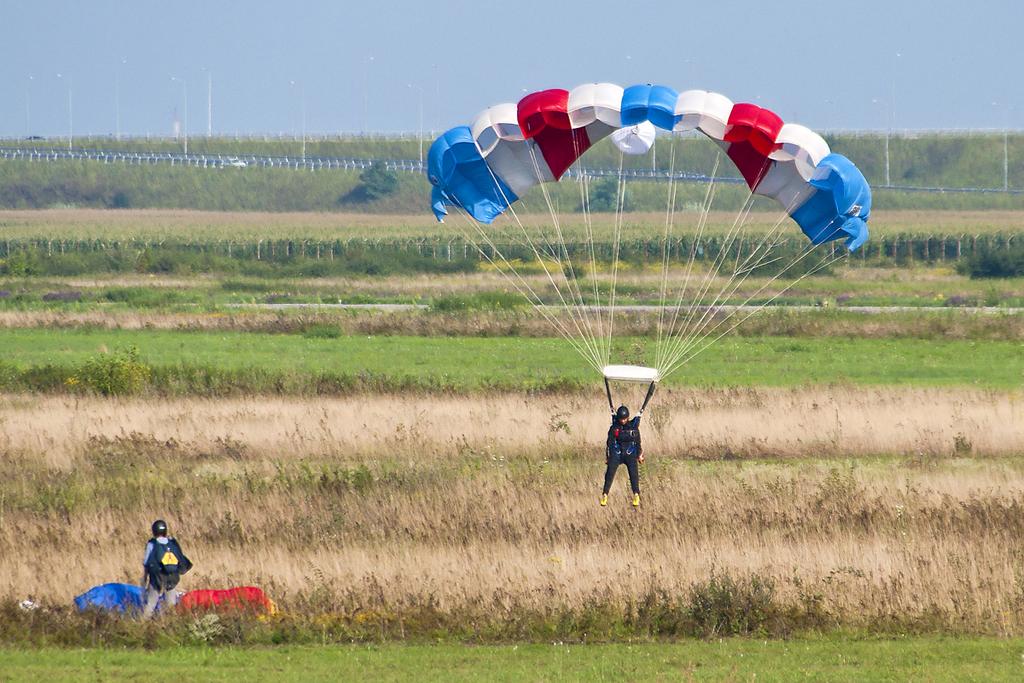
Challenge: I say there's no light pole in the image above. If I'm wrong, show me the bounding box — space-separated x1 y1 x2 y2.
888 51 901 186
201 67 212 137
890 52 900 129
407 83 423 166
432 63 439 134
115 58 126 140
823 97 840 132
171 76 188 154
1005 107 1013 191
290 80 306 161
362 55 374 134
871 97 890 186
25 75 33 137
56 73 73 150
992 101 1012 191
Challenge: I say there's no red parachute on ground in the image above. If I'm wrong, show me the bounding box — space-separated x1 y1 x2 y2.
178 586 277 615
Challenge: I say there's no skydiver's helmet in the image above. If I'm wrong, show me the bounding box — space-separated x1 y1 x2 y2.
616 405 630 421
151 519 168 537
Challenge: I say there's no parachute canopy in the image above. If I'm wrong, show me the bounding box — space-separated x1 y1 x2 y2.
428 83 870 250
179 587 277 614
74 583 147 613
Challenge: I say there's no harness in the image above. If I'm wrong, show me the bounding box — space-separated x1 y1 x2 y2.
608 418 641 457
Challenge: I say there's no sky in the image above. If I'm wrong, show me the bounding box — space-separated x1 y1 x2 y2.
1 0 1022 138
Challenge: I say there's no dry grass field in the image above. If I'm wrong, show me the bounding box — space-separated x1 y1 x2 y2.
3 387 1023 634
2 388 1020 464
2 208 1022 241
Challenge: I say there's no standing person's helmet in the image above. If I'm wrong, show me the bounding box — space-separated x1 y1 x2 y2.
615 405 630 420
151 520 168 537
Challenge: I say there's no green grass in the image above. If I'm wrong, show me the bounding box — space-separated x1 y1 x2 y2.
2 638 1023 682
1 328 1021 390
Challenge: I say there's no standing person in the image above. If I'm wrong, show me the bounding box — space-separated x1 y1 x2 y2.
141 519 192 618
601 405 644 508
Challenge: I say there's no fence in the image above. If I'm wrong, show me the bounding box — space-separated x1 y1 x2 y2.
0 147 425 173
0 233 1016 266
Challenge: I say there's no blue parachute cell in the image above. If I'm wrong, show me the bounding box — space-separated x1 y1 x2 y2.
620 84 680 131
74 582 148 613
790 153 871 251
427 126 518 224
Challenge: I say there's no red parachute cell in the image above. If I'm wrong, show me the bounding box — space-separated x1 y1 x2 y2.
179 586 276 614
517 89 591 179
724 103 784 189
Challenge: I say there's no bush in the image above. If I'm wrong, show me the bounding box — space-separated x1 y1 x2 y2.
220 280 273 293
580 177 632 213
41 290 82 302
109 190 132 209
74 346 151 396
430 291 528 312
345 162 400 202
957 243 1024 278
687 571 778 637
101 287 189 307
0 252 38 276
8 364 69 392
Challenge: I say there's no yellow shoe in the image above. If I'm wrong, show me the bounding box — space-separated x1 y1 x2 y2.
632 493 640 508
600 494 608 507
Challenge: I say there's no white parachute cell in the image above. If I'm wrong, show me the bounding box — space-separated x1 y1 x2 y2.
755 123 831 210
471 103 524 154
567 83 624 128
567 82 624 148
611 121 657 155
471 103 553 197
754 162 817 211
770 123 830 180
674 90 734 139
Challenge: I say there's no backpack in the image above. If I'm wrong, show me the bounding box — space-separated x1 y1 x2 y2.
146 538 191 578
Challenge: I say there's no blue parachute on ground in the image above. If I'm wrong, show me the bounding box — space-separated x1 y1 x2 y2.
73 583 152 614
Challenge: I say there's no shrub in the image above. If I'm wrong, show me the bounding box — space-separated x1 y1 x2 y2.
957 243 1024 278
0 252 38 276
41 290 82 302
101 287 189 307
108 190 132 209
346 162 400 202
75 345 151 396
13 364 69 392
303 324 342 339
687 571 778 637
430 291 527 313
579 177 632 212
220 280 272 293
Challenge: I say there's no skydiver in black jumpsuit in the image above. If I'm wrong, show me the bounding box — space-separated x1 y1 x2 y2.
601 405 644 508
